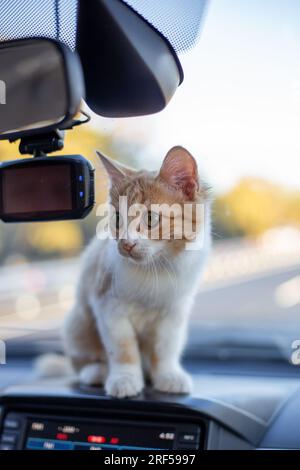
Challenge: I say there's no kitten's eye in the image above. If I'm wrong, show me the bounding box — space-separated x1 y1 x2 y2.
143 211 160 229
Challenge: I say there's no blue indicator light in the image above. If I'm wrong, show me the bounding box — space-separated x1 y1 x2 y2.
79 175 83 182
79 191 84 198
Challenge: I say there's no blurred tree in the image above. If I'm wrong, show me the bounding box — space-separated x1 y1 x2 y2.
0 138 20 161
213 178 300 239
285 192 300 226
25 221 83 255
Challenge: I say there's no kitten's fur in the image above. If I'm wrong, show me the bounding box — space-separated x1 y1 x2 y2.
62 146 211 398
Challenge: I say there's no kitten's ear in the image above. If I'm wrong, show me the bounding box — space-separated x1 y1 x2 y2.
158 146 199 200
96 150 134 186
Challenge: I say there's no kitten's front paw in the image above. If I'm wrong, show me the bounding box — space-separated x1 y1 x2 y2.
153 368 192 394
105 372 144 398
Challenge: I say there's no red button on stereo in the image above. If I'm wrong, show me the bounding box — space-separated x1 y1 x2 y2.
88 435 106 444
110 437 119 445
56 433 68 440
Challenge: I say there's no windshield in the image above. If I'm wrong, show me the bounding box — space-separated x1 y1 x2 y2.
1 0 300 363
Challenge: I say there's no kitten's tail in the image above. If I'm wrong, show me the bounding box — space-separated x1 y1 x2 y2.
35 353 73 378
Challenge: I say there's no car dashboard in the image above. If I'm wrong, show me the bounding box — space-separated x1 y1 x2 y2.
1 360 300 450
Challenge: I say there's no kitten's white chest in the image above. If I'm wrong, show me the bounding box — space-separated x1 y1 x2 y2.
115 262 176 309
111 251 204 311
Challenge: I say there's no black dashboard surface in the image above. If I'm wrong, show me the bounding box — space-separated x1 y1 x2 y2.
1 359 300 449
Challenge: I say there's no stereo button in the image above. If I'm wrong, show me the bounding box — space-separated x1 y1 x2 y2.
1 432 18 445
179 432 199 444
4 418 20 430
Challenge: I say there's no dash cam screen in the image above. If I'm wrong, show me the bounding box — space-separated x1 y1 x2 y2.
2 164 72 214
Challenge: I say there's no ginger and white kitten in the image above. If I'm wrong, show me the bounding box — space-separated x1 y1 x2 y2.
63 146 211 398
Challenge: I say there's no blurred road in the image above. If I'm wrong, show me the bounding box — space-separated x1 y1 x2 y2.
193 264 300 329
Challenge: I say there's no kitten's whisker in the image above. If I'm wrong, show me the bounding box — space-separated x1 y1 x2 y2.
156 254 178 290
148 254 158 300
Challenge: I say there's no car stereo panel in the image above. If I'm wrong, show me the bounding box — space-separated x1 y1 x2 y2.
0 412 202 451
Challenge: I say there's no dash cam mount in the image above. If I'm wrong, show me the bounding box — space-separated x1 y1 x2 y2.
18 129 65 158
15 109 91 157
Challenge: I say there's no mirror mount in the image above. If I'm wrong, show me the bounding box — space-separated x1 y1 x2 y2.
8 109 91 157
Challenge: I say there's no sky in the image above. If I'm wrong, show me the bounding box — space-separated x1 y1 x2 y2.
91 0 300 193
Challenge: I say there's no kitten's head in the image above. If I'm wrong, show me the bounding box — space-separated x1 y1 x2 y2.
97 146 209 265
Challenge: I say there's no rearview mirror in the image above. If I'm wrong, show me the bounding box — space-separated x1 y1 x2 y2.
0 38 85 139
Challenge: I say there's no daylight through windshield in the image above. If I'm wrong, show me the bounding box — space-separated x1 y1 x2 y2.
1 0 300 363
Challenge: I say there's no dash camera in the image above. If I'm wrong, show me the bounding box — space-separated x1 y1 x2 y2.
0 155 95 222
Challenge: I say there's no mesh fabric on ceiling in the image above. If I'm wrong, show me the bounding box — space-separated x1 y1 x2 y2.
123 0 207 53
0 0 206 53
0 0 78 50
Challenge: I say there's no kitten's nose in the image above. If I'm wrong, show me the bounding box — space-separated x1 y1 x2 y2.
122 240 136 253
